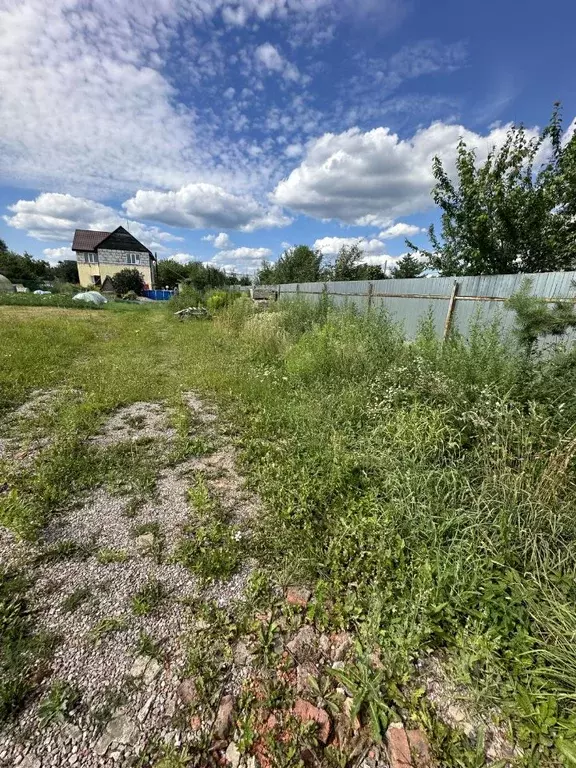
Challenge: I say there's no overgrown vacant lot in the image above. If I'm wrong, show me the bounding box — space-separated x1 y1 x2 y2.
2 299 576 768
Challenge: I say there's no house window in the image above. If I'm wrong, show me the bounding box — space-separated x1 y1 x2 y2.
126 254 140 265
84 252 98 263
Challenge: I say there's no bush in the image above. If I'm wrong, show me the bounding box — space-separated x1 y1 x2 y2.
205 289 241 313
111 268 146 296
168 285 204 312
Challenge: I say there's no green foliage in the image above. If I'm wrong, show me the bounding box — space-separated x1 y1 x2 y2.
135 632 164 661
412 103 576 275
506 280 576 351
167 284 204 312
0 569 53 723
330 243 385 281
131 578 167 616
61 586 92 614
258 245 323 284
391 253 426 279
111 268 146 296
0 292 103 309
52 260 79 284
88 616 127 644
205 289 241 313
174 518 242 582
38 681 81 727
0 248 53 288
0 489 42 540
96 547 129 564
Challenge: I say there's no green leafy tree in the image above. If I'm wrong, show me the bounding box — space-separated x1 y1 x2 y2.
156 259 189 289
52 260 79 284
391 253 425 279
331 243 386 281
0 249 53 285
410 104 576 276
273 245 323 284
111 268 146 296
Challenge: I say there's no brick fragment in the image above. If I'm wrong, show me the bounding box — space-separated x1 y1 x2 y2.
386 723 413 768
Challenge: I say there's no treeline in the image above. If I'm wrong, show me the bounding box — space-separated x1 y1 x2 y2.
156 259 251 290
0 239 78 289
257 243 423 285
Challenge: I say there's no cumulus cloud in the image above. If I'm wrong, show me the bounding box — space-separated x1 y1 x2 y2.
124 184 291 231
5 192 181 249
42 246 76 265
313 236 387 257
378 222 423 239
274 122 526 226
202 232 234 248
255 43 300 82
208 246 274 273
171 252 196 265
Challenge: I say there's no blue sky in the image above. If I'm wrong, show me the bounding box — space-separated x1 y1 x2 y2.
0 0 574 275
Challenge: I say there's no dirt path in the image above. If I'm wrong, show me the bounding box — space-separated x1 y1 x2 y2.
0 393 259 768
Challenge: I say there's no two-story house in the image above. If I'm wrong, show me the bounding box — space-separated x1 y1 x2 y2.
71 226 156 288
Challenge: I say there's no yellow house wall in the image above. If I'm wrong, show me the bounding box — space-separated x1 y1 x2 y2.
77 262 153 289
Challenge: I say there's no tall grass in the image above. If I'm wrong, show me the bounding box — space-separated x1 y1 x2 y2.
213 297 576 749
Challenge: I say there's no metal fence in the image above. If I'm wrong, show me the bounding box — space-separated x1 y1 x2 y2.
258 271 576 342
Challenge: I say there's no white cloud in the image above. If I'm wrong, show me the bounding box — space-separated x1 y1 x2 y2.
5 192 181 249
202 232 234 248
207 246 274 273
313 236 387 257
255 43 300 82
378 222 423 239
274 122 527 226
172 252 196 265
124 184 291 231
42 246 75 265
284 143 303 158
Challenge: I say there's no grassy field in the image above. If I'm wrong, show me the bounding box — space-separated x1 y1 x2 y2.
2 298 576 765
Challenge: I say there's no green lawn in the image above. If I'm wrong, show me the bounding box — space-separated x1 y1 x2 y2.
2 300 576 765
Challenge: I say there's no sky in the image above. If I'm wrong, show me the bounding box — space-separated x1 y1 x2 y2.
0 0 575 276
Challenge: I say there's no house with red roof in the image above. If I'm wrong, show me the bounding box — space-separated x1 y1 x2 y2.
71 226 156 289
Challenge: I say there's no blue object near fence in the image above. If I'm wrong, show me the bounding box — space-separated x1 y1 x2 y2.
142 289 174 301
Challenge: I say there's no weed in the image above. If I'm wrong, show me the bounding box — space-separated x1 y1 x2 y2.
0 489 42 540
131 579 167 616
0 568 54 723
131 521 164 562
174 519 242 582
61 586 92 613
38 681 81 727
36 539 94 563
135 632 164 662
88 616 127 644
96 547 129 564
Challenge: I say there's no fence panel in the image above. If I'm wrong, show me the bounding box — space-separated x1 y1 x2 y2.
267 271 576 342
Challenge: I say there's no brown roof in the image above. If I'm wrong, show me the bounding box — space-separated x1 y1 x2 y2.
72 229 111 251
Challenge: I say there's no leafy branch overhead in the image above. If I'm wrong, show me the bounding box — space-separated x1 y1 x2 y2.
409 103 576 276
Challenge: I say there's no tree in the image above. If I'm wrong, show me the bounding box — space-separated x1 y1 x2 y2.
391 253 425 279
331 243 386 281
409 104 576 276
273 245 323 283
52 260 79 283
111 268 146 296
0 249 53 285
156 259 189 289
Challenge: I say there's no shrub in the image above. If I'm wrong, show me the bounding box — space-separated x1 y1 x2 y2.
168 285 204 312
205 289 241 313
111 268 146 296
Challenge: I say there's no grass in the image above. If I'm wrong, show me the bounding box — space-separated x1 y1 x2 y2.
131 579 167 616
38 680 81 727
0 568 54 724
3 297 576 763
61 586 92 613
96 547 129 564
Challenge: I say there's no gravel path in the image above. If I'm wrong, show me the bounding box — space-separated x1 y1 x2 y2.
0 393 260 768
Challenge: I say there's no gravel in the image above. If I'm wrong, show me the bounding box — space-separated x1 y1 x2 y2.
0 392 261 768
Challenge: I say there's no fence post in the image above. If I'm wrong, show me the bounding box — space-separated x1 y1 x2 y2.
443 280 459 342
296 284 300 297
367 282 373 311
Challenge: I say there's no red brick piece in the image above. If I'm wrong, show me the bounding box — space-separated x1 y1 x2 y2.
293 698 331 744
286 586 311 607
407 728 433 767
386 723 413 768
